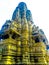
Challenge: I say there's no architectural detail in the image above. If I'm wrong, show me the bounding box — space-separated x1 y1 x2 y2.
0 2 49 65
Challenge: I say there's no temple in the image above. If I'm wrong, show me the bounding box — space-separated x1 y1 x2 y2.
0 2 49 65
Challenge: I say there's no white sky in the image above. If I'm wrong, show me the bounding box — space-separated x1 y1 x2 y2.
0 0 49 44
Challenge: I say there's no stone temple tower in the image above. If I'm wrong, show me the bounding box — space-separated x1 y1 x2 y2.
0 2 49 65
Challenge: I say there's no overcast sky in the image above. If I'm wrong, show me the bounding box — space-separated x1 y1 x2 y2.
0 0 49 44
